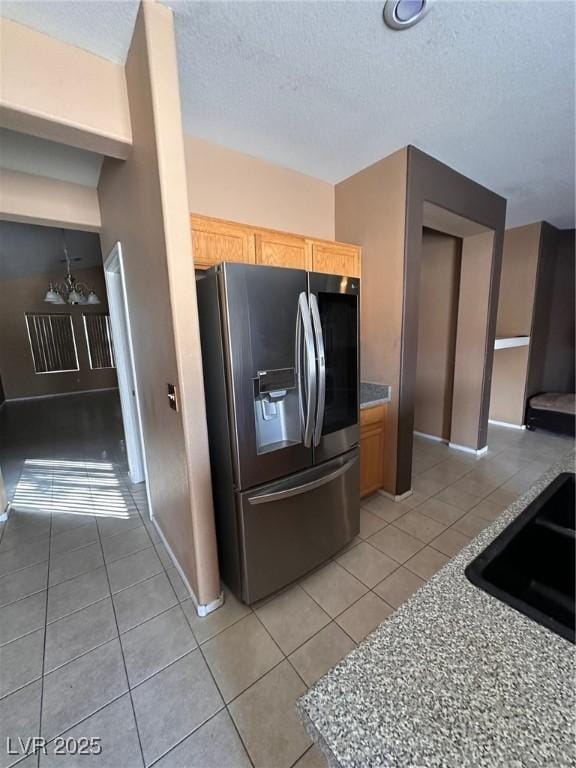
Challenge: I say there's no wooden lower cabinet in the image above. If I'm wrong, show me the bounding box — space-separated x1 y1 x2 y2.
360 404 386 498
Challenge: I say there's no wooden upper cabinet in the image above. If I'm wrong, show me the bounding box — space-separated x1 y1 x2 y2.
254 230 310 270
190 214 361 277
310 241 361 278
191 215 255 269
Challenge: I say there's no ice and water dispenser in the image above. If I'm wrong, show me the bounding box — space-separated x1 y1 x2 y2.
253 368 301 454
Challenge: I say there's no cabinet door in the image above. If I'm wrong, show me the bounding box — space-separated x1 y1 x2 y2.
360 405 385 497
310 241 361 278
191 216 255 269
254 231 310 270
360 428 385 498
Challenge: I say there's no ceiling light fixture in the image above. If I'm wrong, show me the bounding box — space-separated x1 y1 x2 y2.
383 0 431 30
43 230 101 306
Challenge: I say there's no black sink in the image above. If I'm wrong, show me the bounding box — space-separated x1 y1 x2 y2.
465 472 575 644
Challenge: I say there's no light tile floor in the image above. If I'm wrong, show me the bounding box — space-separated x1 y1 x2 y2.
1 394 573 768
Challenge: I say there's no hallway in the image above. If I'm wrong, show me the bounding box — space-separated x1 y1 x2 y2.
0 392 127 503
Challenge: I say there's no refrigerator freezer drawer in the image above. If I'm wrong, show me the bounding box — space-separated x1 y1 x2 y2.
236 448 360 604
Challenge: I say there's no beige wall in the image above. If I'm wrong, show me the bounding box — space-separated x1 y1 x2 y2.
0 267 116 399
0 169 101 232
98 2 219 608
490 346 530 426
0 17 131 158
336 149 408 493
489 223 540 425
450 231 496 447
414 229 461 440
184 135 335 239
495 224 541 337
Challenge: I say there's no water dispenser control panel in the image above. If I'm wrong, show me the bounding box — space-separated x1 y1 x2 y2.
257 368 296 394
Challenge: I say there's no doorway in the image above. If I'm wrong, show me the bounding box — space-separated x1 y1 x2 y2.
103 242 146 486
414 228 462 443
407 203 497 490
0 221 128 499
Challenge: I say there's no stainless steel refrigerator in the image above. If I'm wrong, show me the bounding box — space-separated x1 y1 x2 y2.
197 262 360 604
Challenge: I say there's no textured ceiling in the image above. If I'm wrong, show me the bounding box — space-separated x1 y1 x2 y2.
0 221 103 280
0 129 103 188
1 0 574 228
168 0 575 228
0 0 138 63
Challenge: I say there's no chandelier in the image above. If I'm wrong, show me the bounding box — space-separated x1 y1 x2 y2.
44 230 101 305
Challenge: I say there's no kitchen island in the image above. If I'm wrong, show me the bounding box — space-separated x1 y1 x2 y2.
298 452 575 767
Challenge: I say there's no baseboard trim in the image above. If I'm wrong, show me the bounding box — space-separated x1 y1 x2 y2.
151 515 224 617
6 388 119 403
0 502 11 523
488 419 526 430
378 488 413 502
448 442 488 456
413 431 449 444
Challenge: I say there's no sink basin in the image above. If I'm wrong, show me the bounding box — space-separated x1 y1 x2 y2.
465 472 575 644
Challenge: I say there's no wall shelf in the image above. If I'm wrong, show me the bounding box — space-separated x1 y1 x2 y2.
494 336 530 350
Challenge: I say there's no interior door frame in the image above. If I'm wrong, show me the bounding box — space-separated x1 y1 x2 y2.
103 242 147 486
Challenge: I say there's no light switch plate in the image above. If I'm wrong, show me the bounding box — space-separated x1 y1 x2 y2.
167 383 179 412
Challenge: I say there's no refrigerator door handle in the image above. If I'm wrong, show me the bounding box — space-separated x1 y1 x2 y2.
247 455 357 505
297 292 317 448
295 294 305 437
309 293 326 447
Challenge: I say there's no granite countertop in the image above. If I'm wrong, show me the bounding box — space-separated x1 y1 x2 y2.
298 453 576 767
360 382 391 409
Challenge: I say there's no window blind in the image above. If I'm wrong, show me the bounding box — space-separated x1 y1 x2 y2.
83 314 115 370
25 313 79 374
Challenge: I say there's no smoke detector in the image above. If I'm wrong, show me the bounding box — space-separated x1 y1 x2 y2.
383 0 432 30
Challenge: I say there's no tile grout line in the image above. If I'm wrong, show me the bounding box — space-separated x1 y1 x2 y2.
2 526 157 612
141 594 257 767
2 434 563 767
35 465 54 768
193 607 258 768
99 472 255 768
30 690 129 760
93 480 147 768
3 473 522 659
144 705 235 768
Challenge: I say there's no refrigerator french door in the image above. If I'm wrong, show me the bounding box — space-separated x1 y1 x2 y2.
197 262 360 603
309 272 360 463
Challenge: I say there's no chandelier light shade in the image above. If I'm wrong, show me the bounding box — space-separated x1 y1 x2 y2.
44 230 101 306
43 284 63 303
